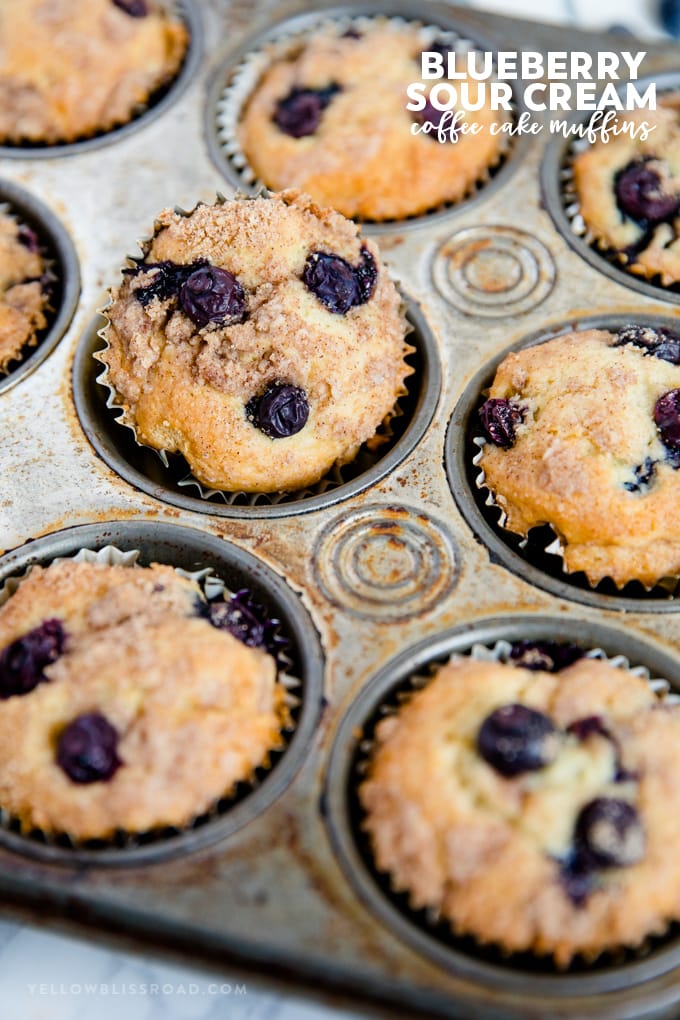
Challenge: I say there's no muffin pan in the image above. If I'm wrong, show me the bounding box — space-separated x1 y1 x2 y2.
3 1 680 1018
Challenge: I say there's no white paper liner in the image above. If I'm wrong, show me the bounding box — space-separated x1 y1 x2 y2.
354 636 680 963
559 93 680 292
0 543 301 848
215 13 515 223
471 434 680 596
94 194 417 505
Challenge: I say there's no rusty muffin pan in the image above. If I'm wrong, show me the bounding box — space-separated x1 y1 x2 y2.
2 2 680 1018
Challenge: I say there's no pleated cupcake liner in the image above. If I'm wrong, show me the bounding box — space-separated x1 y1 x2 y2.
559 94 680 294
0 543 302 852
352 637 679 972
0 0 192 151
0 200 57 377
214 12 515 225
95 191 417 506
471 434 680 598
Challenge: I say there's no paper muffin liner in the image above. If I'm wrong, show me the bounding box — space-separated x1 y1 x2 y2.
94 192 417 507
352 637 679 971
0 544 302 851
214 13 515 225
559 92 680 295
0 201 57 377
470 433 680 598
0 0 192 151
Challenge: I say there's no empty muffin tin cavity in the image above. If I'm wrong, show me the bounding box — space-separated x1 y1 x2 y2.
0 520 323 866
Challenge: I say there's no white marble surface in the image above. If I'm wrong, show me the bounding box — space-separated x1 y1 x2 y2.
1 0 670 1017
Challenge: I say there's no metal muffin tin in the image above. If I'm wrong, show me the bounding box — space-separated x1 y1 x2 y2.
3 1 680 1018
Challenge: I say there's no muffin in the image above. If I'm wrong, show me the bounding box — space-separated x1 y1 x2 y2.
236 23 505 221
100 190 412 493
360 651 680 965
0 0 188 145
0 559 287 840
477 326 680 587
572 96 680 286
0 211 50 373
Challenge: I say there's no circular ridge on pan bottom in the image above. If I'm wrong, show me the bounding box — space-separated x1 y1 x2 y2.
72 295 440 519
0 179 80 395
324 615 680 1007
446 312 680 613
0 0 203 160
0 520 323 867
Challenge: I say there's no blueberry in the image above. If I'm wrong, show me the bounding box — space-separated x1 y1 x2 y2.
112 0 148 15
246 382 309 439
623 457 657 493
17 225 40 253
614 325 680 365
130 259 207 307
207 589 289 667
478 398 525 448
559 851 595 906
508 640 584 673
341 27 362 39
477 704 559 777
0 620 65 699
302 248 377 314
566 715 610 741
615 159 679 223
179 265 246 328
56 713 121 784
654 389 680 458
574 798 644 868
273 84 341 138
660 0 680 37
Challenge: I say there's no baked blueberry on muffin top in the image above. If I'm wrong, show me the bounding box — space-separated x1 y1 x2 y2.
101 191 412 494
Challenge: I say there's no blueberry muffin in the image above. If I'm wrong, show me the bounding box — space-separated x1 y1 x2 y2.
360 650 680 965
0 0 188 145
477 326 680 587
100 190 412 493
0 211 50 373
237 23 505 221
572 97 680 286
0 559 287 839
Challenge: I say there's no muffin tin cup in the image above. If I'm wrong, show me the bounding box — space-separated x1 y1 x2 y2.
0 520 324 867
0 180 80 395
541 71 680 306
324 615 680 1000
204 1 527 235
446 312 680 612
0 0 203 159
75 261 439 517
